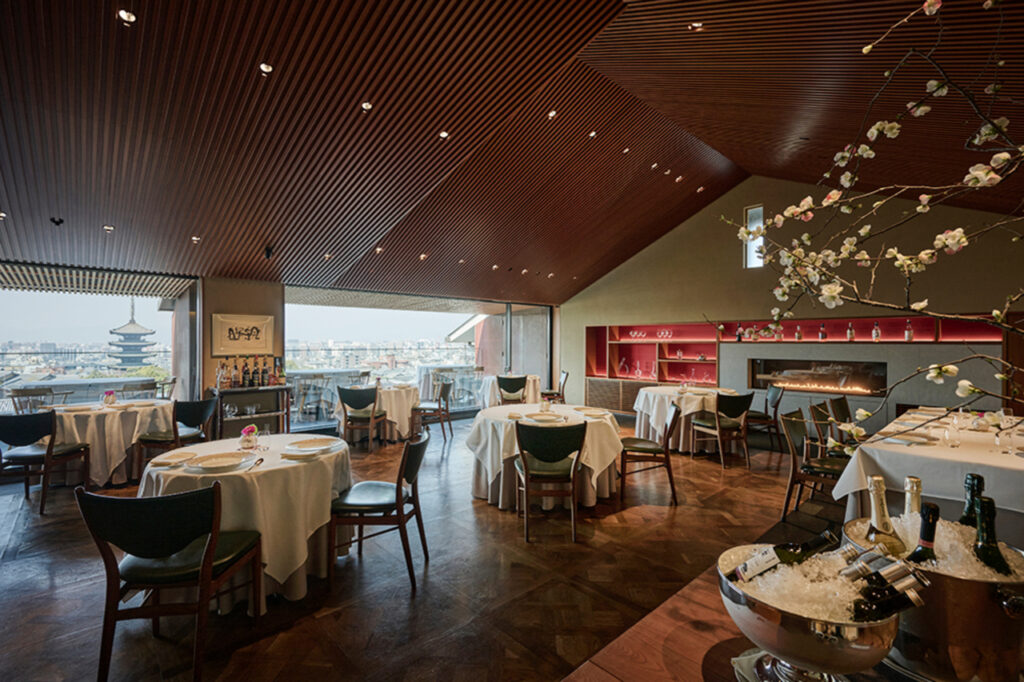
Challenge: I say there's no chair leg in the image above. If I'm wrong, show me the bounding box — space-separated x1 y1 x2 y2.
570 478 577 543
742 436 752 469
664 452 678 506
151 589 161 637
716 433 727 469
523 480 530 543
193 591 209 682
781 479 795 520
793 482 805 511
22 467 30 501
619 450 627 504
357 517 364 556
397 517 416 590
97 588 119 682
38 465 50 515
414 502 429 561
82 451 92 490
326 518 336 583
251 546 262 626
439 410 448 441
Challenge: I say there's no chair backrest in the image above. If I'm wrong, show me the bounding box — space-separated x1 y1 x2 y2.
157 377 177 399
828 396 852 424
175 398 218 429
358 370 371 385
779 409 808 464
663 403 682 447
716 392 754 419
75 482 219 559
497 375 528 393
399 433 430 485
9 387 52 414
337 385 377 411
515 421 587 464
765 384 785 413
437 381 452 404
808 401 832 443
0 411 55 447
557 370 569 392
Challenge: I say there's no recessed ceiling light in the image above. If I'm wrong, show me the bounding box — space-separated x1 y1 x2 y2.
622 147 630 154
191 235 201 243
117 9 136 25
689 22 704 31
675 176 683 183
588 131 597 138
572 276 577 280
458 259 465 264
439 131 449 139
258 62 273 76
651 163 658 170
697 186 705 193
0 211 6 221
663 169 671 175
103 224 115 233
419 253 428 261
521 268 528 275
547 110 557 119
491 264 499 270
361 102 372 112
323 253 332 261
374 246 383 254
547 273 554 278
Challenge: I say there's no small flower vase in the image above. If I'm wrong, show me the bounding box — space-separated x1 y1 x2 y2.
239 434 257 449
102 392 117 406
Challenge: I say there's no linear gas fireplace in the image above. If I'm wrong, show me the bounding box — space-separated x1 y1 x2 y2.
749 358 887 395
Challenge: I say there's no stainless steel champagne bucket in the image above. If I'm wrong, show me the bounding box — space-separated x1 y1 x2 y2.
844 519 1024 682
717 545 900 680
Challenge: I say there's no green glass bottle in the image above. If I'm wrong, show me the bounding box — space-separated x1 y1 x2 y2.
731 529 839 582
853 585 924 622
974 497 1012 576
957 473 984 527
906 502 940 564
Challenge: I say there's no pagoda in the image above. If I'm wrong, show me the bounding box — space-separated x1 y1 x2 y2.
108 298 157 368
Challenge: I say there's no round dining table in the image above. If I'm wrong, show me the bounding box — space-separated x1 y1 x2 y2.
54 399 174 485
633 385 738 451
333 383 420 440
466 403 622 510
139 433 352 613
479 374 542 408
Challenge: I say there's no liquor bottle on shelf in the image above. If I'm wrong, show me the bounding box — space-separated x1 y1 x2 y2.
906 502 940 564
847 322 855 341
751 324 759 341
241 358 250 388
904 319 914 342
866 476 907 556
818 323 828 341
730 530 839 582
261 357 269 387
250 356 258 386
957 473 985 526
858 571 928 603
794 325 803 341
974 497 1012 575
774 325 784 342
852 579 925 622
231 357 240 388
735 324 744 342
904 476 922 516
872 321 882 342
841 557 911 587
276 356 287 385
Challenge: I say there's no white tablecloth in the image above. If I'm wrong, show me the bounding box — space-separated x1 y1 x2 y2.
139 433 352 609
466 403 622 509
633 386 737 451
479 374 542 408
55 400 174 485
833 413 1024 544
333 384 420 440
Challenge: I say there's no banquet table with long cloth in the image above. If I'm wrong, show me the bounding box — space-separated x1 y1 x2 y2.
54 400 174 485
833 411 1024 545
633 386 738 451
334 384 419 440
467 403 622 510
479 374 542 408
139 433 352 612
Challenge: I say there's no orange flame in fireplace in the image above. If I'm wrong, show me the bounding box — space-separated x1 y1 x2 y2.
771 380 874 395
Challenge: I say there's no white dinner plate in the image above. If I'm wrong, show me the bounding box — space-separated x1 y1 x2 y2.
185 453 245 473
60 405 98 412
524 413 562 423
287 437 342 452
132 401 156 407
883 434 935 446
109 404 132 410
151 451 197 467
282 450 325 461
506 412 523 420
578 408 609 418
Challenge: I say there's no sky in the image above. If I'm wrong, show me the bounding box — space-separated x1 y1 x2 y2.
0 290 473 345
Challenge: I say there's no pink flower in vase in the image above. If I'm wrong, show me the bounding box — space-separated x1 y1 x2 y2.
241 424 258 437
104 390 115 396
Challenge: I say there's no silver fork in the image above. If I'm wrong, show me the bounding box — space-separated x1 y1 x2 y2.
245 457 264 472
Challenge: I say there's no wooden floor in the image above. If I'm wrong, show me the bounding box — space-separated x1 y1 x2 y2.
0 418 793 681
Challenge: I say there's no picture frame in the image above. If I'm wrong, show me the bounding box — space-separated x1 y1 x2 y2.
211 314 274 356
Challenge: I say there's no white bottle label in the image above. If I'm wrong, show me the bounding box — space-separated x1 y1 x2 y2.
734 548 780 582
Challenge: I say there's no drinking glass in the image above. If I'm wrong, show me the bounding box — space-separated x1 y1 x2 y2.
224 403 237 419
999 415 1015 454
244 404 257 416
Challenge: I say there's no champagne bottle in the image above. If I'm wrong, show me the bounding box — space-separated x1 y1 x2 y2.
842 558 911 588
853 584 924 622
904 319 914 342
846 322 855 341
818 323 827 341
866 476 907 556
261 357 269 386
241 359 250 388
957 473 985 526
906 502 940 564
904 476 922 516
794 325 803 341
871 321 881 342
974 497 1012 575
836 544 864 564
838 546 888 578
859 571 927 602
731 529 839 582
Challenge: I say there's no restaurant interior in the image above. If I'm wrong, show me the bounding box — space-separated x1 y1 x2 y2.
1 1 1023 681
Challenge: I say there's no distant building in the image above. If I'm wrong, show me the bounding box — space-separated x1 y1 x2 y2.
108 298 157 368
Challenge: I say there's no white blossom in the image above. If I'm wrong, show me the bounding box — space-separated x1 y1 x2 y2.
973 116 1009 146
990 151 1011 168
963 163 1002 187
955 379 977 398
926 79 949 97
822 189 842 206
818 281 844 309
858 224 871 237
857 144 875 159
854 250 871 267
922 0 942 16
911 298 929 311
917 249 937 264
855 408 873 421
934 227 968 254
840 171 856 188
926 363 958 384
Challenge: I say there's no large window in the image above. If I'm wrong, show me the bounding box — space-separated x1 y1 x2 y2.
743 204 764 269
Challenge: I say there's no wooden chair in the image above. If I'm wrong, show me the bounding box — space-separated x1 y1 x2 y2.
514 421 588 542
117 380 158 401
327 434 429 589
690 392 754 468
779 409 849 519
827 395 866 444
133 398 217 477
746 384 785 453
8 387 72 414
808 400 850 458
619 402 680 506
541 370 569 404
156 376 177 400
295 374 329 422
337 385 386 452
412 381 452 440
75 482 261 682
497 375 528 405
0 411 90 514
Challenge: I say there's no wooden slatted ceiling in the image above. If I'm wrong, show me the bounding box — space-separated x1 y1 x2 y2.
579 0 1024 215
285 285 506 314
0 263 193 298
0 0 624 302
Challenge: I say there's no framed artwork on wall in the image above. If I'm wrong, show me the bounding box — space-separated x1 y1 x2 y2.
211 314 274 356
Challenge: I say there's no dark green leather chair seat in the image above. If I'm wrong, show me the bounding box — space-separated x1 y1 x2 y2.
3 441 88 464
331 481 408 513
118 530 260 585
540 389 561 397
691 415 742 430
412 401 442 411
346 407 387 420
138 424 202 443
513 454 573 479
747 410 771 421
620 437 663 454
800 456 848 475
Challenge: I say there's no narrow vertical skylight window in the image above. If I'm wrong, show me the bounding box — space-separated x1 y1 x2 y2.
743 204 764 269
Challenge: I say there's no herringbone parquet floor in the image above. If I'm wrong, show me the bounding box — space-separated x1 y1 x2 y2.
0 418 791 681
